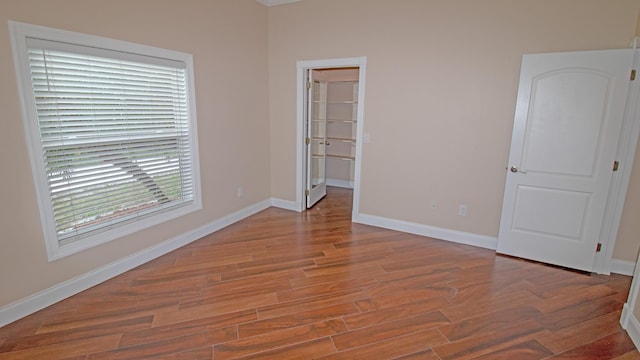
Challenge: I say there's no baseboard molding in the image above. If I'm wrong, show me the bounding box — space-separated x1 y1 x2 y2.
621 303 640 349
326 178 354 189
270 198 300 212
612 259 637 276
354 213 497 250
0 199 272 328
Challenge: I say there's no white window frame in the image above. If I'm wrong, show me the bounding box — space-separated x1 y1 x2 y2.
9 21 202 261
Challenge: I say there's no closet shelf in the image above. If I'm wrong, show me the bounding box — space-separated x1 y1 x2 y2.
327 137 356 143
313 101 358 104
327 154 355 160
327 119 356 123
313 119 357 123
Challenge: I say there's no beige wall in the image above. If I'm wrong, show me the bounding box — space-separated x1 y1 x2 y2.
616 144 640 262
0 0 270 306
269 0 640 256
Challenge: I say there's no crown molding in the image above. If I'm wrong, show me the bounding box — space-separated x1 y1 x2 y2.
256 0 302 6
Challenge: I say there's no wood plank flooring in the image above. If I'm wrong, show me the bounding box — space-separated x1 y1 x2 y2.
1 186 638 359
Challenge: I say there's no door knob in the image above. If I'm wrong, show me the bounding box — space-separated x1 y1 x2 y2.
509 166 527 174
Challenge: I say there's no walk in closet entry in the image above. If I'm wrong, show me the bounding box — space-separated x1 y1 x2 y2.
306 67 359 208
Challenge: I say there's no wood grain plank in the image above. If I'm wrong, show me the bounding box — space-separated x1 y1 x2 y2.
178 279 291 308
238 303 359 338
155 346 213 360
612 351 640 360
547 331 637 359
332 311 450 350
87 330 220 360
318 329 448 360
277 277 376 302
121 325 236 349
369 287 454 309
439 306 543 341
289 265 385 289
0 316 152 352
221 259 317 281
132 263 237 285
343 297 450 330
440 289 541 322
234 337 337 360
536 295 623 331
536 310 625 354
534 284 616 314
36 298 176 334
393 349 442 360
256 288 369 320
120 309 254 348
0 334 121 360
152 293 277 327
432 320 549 360
213 320 346 360
471 339 553 360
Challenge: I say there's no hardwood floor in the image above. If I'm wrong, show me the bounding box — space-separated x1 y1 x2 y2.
1 186 638 359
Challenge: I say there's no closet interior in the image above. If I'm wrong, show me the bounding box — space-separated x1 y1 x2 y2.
312 68 359 189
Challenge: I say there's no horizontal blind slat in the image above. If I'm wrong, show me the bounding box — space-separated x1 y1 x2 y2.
28 45 194 242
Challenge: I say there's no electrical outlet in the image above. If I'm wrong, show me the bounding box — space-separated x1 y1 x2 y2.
459 204 467 216
431 201 437 210
237 185 244 198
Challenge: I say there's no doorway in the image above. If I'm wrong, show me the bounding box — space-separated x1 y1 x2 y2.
296 57 367 216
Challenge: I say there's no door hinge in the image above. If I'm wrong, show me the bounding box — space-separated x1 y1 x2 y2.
596 243 602 252
305 189 310 196
305 137 310 145
306 81 311 89
613 160 619 172
631 70 636 81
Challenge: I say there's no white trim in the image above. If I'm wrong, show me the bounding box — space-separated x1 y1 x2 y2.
326 178 354 189
354 213 497 250
594 48 640 274
296 57 367 214
621 303 640 350
0 199 271 327
621 251 640 351
611 259 637 276
255 0 301 6
270 198 298 211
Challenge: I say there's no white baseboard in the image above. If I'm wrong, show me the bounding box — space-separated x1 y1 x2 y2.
621 303 640 350
270 198 300 212
612 259 637 276
326 178 354 189
354 213 497 250
0 199 272 328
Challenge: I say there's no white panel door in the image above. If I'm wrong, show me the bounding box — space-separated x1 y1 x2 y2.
306 71 327 208
497 49 634 272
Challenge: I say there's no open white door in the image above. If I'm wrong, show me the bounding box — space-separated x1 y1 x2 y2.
306 70 327 208
497 49 634 272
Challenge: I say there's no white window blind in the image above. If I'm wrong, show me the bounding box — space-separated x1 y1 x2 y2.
27 40 196 245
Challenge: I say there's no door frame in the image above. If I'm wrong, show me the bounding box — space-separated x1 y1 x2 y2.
595 46 640 274
295 57 367 216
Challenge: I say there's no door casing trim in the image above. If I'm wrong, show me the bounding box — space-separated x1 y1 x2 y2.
295 57 367 218
596 47 640 274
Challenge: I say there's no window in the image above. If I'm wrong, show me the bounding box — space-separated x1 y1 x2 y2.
10 22 201 260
